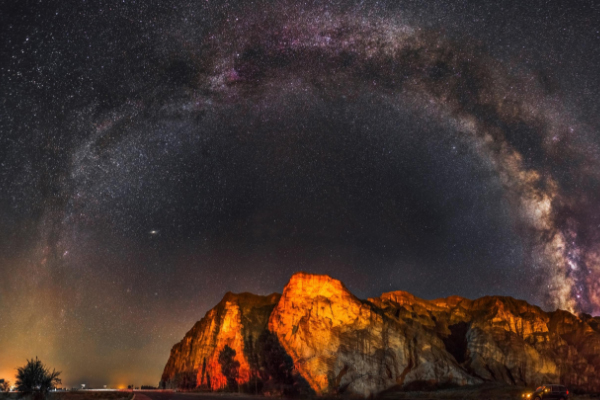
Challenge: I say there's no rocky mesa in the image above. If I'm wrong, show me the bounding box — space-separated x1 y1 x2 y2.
160 272 600 396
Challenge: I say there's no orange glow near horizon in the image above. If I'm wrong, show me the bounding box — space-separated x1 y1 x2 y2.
0 356 160 389
0 368 16 385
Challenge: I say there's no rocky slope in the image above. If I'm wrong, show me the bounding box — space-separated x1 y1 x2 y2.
161 272 600 396
160 292 280 390
268 273 480 396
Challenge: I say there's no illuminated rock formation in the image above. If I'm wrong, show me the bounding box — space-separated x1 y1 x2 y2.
372 292 600 391
160 292 280 390
268 272 479 396
161 272 600 396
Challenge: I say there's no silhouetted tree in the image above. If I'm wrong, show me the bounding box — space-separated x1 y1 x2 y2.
244 334 261 394
256 331 314 396
173 371 196 390
0 379 10 392
15 357 61 400
257 331 294 384
218 345 240 391
182 371 197 390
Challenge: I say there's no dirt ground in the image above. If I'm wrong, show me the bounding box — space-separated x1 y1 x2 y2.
1 387 599 400
0 392 133 400
376 384 600 400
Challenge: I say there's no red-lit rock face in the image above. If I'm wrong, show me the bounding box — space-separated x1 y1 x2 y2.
160 292 280 390
161 273 600 396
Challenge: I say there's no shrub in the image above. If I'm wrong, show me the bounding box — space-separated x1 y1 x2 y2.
15 357 61 400
218 345 240 391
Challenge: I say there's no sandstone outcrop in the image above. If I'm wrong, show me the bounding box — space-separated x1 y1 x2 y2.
161 272 600 396
372 293 600 391
160 292 280 390
269 273 479 396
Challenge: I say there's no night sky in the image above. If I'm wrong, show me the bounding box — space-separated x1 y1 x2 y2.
1 0 600 389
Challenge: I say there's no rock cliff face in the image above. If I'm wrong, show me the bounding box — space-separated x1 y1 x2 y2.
160 292 280 390
268 273 479 396
374 293 600 392
161 272 600 396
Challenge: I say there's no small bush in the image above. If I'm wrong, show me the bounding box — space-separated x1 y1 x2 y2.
218 345 240 391
15 357 61 400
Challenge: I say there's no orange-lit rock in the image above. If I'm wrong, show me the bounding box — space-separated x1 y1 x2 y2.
374 291 600 392
269 273 479 397
160 292 280 390
161 273 600 396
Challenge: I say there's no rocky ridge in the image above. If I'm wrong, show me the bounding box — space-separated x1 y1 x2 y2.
160 291 280 390
160 272 600 396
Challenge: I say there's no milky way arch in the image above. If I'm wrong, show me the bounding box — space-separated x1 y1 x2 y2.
53 4 600 314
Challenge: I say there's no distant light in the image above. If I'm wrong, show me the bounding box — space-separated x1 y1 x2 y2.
149 230 158 235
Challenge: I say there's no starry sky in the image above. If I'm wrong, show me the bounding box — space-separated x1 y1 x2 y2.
1 0 600 389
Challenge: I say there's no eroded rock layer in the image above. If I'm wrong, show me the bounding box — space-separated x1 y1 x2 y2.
268 273 479 396
160 292 280 390
161 272 600 396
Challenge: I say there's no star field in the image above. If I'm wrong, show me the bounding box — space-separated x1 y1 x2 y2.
1 0 600 388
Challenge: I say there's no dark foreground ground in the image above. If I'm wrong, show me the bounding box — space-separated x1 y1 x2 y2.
0 392 132 400
1 386 599 400
136 386 600 400
378 384 600 400
136 391 271 400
